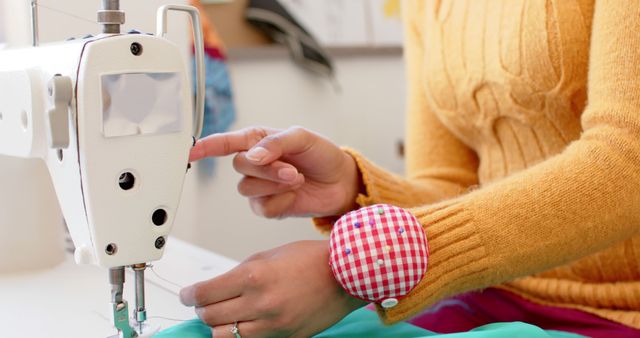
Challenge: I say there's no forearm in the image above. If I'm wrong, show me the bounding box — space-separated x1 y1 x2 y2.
313 147 477 234
379 125 640 323
382 0 640 321
346 147 477 208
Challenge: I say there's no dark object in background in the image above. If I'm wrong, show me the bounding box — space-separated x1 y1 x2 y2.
245 0 335 79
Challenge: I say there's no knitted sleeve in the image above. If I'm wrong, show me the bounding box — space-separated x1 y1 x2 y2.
376 0 640 323
313 0 479 234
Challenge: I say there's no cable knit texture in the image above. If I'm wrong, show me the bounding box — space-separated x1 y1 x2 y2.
313 0 640 329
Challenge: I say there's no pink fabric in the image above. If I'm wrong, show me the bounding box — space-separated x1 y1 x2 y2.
204 46 225 60
404 288 640 337
329 204 428 304
193 46 226 61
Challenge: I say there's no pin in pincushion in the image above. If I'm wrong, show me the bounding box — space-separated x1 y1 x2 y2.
328 204 429 309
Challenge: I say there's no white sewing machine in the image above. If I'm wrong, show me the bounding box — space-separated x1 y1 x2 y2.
0 1 205 336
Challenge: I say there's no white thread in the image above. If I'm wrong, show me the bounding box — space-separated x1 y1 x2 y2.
147 315 193 322
36 3 98 25
149 265 185 289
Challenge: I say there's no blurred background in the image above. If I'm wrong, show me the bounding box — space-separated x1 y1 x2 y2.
0 0 406 261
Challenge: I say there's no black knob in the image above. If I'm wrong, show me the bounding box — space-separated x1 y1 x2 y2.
155 236 166 249
130 42 143 56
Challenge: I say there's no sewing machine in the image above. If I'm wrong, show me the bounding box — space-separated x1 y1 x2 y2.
0 1 204 336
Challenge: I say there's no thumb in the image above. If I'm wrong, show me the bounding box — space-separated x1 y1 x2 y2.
245 127 314 165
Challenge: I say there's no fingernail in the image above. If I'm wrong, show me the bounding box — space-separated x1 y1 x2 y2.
246 146 268 162
278 167 298 181
179 287 194 306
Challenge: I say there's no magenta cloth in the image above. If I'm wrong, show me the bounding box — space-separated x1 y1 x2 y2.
397 288 639 337
204 46 225 61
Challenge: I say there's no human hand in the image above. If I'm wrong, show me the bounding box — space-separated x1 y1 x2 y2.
179 240 367 338
189 127 362 218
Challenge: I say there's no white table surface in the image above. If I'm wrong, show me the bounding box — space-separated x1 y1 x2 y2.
0 238 238 338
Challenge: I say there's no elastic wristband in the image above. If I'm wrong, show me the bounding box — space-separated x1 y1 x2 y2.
328 204 429 308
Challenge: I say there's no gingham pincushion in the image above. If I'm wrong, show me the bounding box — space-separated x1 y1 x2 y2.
329 204 429 309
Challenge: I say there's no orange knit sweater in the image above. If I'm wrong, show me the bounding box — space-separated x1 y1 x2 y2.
315 0 640 329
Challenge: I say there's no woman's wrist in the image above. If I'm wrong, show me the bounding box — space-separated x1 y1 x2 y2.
320 240 368 312
338 150 364 215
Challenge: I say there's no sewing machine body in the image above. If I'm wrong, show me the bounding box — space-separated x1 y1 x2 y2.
0 34 192 268
0 2 205 336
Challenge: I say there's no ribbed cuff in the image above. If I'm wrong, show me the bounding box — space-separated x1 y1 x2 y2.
343 148 422 207
312 147 408 234
375 198 491 324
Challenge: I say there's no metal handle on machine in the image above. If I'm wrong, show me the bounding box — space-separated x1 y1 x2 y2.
156 5 205 139
31 0 39 46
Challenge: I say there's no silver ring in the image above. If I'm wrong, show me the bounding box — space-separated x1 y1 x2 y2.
230 321 242 338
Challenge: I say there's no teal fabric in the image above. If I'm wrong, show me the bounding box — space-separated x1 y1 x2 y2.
155 319 213 338
314 309 584 338
153 307 586 338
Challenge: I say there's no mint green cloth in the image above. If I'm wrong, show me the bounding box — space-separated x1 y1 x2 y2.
154 307 586 338
155 319 212 338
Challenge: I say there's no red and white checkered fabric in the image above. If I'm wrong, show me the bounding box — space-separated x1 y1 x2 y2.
329 204 429 306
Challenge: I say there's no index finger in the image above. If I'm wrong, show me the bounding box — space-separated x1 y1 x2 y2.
180 265 246 307
189 126 279 162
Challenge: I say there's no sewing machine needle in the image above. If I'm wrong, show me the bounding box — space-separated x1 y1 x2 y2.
133 263 147 334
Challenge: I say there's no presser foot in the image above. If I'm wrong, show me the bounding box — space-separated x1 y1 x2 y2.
108 300 138 338
108 265 159 338
107 300 160 338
